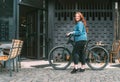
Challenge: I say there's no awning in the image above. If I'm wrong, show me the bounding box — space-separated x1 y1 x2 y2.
58 0 120 4
19 0 44 8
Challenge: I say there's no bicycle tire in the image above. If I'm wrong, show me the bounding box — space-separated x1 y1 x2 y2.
86 46 109 70
48 46 72 70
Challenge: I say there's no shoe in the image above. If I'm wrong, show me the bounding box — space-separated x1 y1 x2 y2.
79 68 85 72
71 68 78 74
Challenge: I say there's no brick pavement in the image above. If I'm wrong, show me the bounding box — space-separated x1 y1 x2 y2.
0 59 120 82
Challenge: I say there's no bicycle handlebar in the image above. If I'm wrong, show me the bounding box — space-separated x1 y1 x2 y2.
66 34 74 44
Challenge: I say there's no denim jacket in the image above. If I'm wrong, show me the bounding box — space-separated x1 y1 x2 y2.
72 21 87 42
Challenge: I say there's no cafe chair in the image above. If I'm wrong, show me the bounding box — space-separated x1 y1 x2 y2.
109 40 120 63
0 39 23 76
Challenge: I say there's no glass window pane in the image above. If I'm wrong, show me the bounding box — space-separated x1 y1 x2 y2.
0 0 14 42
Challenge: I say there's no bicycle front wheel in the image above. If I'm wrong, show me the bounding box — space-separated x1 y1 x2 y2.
86 46 109 70
48 46 72 70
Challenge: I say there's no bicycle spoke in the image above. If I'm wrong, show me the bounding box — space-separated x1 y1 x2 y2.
86 46 109 70
48 47 71 70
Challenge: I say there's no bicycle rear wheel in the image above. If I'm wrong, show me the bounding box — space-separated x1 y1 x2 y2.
86 46 109 70
48 46 72 70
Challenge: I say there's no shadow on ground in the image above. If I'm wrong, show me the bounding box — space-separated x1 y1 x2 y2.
31 64 62 68
110 64 120 68
31 64 51 68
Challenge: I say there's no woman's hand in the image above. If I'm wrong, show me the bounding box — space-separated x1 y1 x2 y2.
66 32 71 36
66 32 74 36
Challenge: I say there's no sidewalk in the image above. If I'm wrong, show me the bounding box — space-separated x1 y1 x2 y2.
0 59 120 82
21 59 120 69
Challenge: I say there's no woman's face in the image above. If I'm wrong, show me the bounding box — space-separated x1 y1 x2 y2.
75 13 81 22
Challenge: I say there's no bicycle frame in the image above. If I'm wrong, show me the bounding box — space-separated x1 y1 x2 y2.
65 35 109 68
48 35 109 70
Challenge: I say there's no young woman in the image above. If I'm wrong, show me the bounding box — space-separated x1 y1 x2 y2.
66 12 87 74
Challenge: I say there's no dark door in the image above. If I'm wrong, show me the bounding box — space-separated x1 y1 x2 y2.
19 4 48 59
26 10 38 58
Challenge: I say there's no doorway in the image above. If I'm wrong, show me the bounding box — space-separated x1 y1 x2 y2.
19 4 48 59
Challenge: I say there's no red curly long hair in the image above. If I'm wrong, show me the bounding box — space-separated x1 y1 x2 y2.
74 12 87 27
74 12 88 32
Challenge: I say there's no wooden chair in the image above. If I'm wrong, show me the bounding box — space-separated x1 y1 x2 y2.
0 39 23 76
109 40 120 63
15 40 24 72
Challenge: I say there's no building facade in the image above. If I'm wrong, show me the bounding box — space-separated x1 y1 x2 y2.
0 0 119 59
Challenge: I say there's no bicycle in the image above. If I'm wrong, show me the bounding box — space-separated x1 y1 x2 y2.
48 35 109 70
